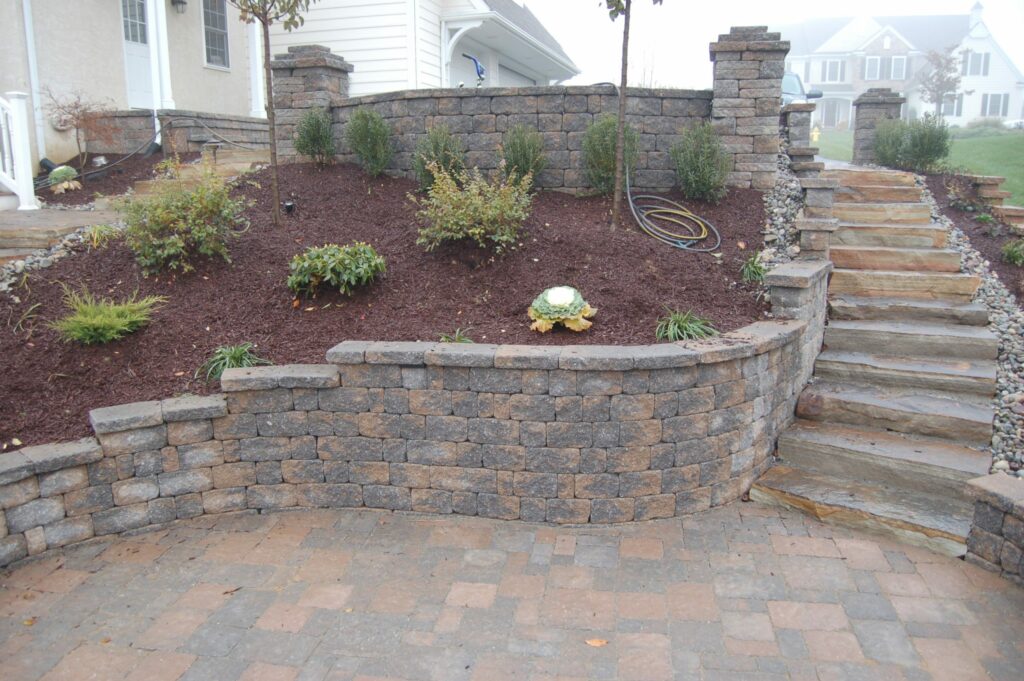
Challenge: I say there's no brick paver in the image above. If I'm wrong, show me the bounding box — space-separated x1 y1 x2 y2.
2 504 1022 680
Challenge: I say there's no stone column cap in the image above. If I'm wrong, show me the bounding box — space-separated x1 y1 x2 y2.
854 88 905 106
271 45 354 72
967 474 1024 514
782 103 816 113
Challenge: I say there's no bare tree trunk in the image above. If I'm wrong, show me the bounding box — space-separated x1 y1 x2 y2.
262 19 282 227
610 0 631 229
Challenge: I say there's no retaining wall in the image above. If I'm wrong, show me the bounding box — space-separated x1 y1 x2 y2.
86 110 270 156
965 474 1024 586
0 261 830 568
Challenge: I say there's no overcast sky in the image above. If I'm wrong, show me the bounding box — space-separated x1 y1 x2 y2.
527 0 1024 89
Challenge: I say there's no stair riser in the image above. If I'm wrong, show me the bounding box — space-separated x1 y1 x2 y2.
833 227 946 249
822 170 918 187
813 358 996 397
833 204 932 225
823 328 998 361
828 300 990 327
829 271 979 302
834 186 924 203
0 236 58 249
795 391 992 446
830 249 960 272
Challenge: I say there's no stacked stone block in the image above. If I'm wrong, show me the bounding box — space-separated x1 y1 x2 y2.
709 26 790 190
781 103 815 149
852 88 905 166
87 110 270 155
965 474 1024 586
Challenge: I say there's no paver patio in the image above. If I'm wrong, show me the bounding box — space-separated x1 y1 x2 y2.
1 504 1021 681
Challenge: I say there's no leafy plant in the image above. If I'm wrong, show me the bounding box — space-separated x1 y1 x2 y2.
83 224 121 250
50 286 165 345
654 308 717 341
439 328 474 343
413 164 532 255
873 115 951 173
500 124 546 185
412 124 465 191
197 342 272 381
670 121 731 203
582 115 638 195
49 166 81 195
528 286 596 333
287 242 386 297
294 107 335 166
346 108 393 177
1003 239 1024 267
120 161 248 276
740 253 766 284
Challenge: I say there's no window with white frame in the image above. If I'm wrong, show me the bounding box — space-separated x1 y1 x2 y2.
961 50 990 77
820 59 845 83
865 56 880 81
942 93 963 118
122 0 146 44
891 56 906 80
981 93 1009 117
203 0 230 68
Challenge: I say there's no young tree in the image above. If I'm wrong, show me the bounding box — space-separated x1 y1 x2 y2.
44 89 116 178
606 0 662 229
229 0 316 226
919 48 962 117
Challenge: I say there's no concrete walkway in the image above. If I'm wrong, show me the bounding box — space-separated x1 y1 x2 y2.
1 504 1021 681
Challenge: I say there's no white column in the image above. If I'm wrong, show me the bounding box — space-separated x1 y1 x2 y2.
248 21 265 117
6 92 39 210
144 0 163 140
153 0 175 109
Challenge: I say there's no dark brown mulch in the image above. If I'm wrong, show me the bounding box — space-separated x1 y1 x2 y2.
925 174 1024 298
37 152 200 207
1 162 768 447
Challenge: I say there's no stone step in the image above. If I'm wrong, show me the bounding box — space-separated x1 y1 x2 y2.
0 248 39 264
822 168 918 187
814 350 998 396
824 320 998 361
977 188 1011 201
832 202 933 225
796 381 993 446
833 223 947 248
202 148 270 164
829 269 980 302
777 420 990 499
834 185 924 204
790 161 825 173
967 175 1005 186
830 246 960 272
994 205 1024 226
828 296 990 326
750 465 969 556
0 227 69 249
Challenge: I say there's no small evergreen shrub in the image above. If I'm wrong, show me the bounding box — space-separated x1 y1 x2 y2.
500 124 546 185
197 342 272 381
581 115 638 195
873 119 906 169
670 121 731 203
412 125 465 190
740 253 767 284
287 242 386 297
294 107 335 166
345 108 393 176
51 286 165 345
121 163 248 276
873 115 951 173
1003 239 1024 267
655 308 717 342
413 165 532 255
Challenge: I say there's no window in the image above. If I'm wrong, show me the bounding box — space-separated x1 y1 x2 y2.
942 94 963 118
961 51 990 77
981 93 1009 117
891 56 906 80
820 59 845 83
865 56 880 81
122 0 146 44
203 0 229 68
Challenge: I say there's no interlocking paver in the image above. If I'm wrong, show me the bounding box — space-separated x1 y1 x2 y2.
0 505 1020 680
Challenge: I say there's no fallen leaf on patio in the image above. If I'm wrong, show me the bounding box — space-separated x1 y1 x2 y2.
22 618 35 627
100 637 111 644
585 638 608 647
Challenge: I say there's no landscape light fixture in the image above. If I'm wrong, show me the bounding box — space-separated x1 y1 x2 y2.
171 0 188 14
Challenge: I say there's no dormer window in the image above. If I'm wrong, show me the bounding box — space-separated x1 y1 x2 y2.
883 36 891 50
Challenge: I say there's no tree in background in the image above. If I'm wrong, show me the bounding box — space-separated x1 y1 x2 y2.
606 0 662 229
228 0 316 226
919 48 962 117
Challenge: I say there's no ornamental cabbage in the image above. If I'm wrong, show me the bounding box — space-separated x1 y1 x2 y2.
527 286 596 333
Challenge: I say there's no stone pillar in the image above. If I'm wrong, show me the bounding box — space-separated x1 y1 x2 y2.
270 45 354 161
852 88 905 166
709 26 789 190
780 103 815 148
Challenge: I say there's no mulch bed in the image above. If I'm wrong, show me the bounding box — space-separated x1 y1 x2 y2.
2 162 768 447
925 174 1024 298
37 152 200 207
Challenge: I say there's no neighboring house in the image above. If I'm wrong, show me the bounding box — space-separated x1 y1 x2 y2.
0 0 265 171
775 3 1024 129
269 0 579 97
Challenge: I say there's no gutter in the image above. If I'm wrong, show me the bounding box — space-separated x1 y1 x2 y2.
443 11 581 77
21 0 47 160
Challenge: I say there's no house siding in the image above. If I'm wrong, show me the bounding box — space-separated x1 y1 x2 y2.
417 0 443 89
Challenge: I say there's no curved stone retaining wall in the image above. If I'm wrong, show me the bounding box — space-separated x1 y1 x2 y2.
0 262 829 567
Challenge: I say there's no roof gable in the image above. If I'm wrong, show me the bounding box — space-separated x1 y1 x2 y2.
778 13 970 56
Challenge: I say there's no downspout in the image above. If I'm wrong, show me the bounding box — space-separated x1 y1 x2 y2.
21 0 47 161
144 0 164 143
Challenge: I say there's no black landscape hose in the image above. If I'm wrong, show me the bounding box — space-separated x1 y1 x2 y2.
626 169 721 251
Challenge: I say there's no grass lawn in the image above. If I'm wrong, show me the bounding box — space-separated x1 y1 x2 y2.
814 129 853 163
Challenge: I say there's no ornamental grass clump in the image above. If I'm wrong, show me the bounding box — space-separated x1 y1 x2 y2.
670 121 731 203
413 164 532 255
412 124 465 190
1003 239 1024 267
655 308 717 342
287 242 386 297
197 342 272 381
740 252 767 284
345 108 393 176
528 286 596 332
294 107 335 167
581 115 638 195
51 286 165 345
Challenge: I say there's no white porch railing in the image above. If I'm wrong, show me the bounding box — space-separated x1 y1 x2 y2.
0 91 39 210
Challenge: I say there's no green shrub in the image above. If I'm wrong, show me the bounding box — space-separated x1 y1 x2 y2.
50 286 165 345
1003 239 1024 267
581 115 638 195
197 342 272 381
413 165 532 255
287 242 386 297
500 124 546 185
873 115 951 173
654 308 717 342
121 163 248 276
873 119 907 169
740 253 766 284
670 121 731 203
294 107 335 166
412 125 465 190
345 108 393 176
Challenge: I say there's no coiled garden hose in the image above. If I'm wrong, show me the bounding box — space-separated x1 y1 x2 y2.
626 170 721 251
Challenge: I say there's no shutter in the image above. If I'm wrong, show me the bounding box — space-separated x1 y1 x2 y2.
956 94 963 117
821 61 827 81
981 94 988 116
961 51 969 75
1002 94 1009 117
840 61 846 81
983 53 990 76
